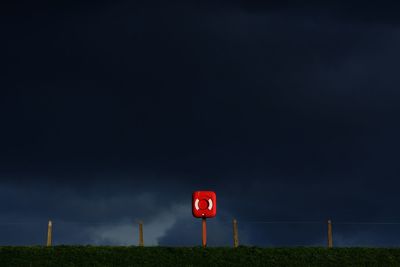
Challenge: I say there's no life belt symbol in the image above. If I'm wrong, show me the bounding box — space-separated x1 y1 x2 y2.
194 198 213 210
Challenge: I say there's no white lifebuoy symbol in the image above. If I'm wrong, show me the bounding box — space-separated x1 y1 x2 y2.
195 198 213 210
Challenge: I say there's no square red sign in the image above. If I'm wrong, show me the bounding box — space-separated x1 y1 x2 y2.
192 191 216 218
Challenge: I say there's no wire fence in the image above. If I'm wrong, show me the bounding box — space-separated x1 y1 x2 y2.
2 219 400 247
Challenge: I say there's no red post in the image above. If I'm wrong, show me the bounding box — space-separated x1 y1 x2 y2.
202 217 207 247
327 219 333 248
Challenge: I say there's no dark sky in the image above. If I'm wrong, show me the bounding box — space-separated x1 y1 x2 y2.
2 0 400 246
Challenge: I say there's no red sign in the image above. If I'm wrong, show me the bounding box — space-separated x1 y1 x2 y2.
192 191 216 218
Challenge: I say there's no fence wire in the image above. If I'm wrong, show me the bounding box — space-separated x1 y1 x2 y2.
1 219 400 247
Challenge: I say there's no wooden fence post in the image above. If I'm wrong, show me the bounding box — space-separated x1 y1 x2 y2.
233 218 239 248
327 219 333 248
46 220 52 247
139 221 144 247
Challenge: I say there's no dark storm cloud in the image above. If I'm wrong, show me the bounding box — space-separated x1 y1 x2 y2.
1 0 400 246
238 0 400 25
0 177 190 245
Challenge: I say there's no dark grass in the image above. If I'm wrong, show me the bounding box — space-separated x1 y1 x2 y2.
1 246 400 267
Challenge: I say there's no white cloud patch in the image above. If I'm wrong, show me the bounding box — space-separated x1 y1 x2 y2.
88 203 189 246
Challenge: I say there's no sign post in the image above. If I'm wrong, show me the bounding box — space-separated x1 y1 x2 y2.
233 218 239 248
139 220 144 247
202 217 207 247
192 191 217 248
327 219 333 248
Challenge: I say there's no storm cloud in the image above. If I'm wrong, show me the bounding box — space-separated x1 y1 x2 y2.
1 0 400 246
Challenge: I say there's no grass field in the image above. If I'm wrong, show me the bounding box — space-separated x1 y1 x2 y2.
1 246 400 267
